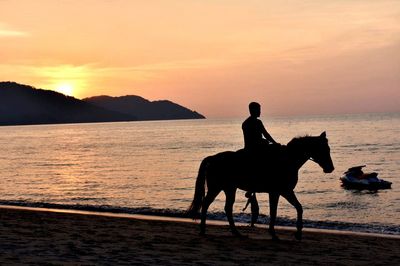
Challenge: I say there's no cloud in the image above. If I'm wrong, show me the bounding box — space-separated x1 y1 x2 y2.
0 23 29 38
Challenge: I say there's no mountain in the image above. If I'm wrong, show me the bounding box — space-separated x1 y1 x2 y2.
83 95 205 120
0 82 205 126
0 82 136 126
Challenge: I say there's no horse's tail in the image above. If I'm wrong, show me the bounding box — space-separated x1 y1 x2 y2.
187 156 211 219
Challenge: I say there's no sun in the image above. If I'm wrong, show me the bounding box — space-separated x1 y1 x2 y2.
56 84 74 96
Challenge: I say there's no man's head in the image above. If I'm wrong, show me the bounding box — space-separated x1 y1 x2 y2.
249 102 261 117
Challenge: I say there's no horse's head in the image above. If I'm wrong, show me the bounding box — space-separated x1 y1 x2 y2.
309 132 334 173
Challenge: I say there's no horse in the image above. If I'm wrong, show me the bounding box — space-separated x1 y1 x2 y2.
187 132 334 240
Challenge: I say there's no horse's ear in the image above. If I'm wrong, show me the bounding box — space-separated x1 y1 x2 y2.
320 131 326 138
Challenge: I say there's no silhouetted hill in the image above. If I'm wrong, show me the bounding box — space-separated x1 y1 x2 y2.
0 82 136 126
84 95 205 120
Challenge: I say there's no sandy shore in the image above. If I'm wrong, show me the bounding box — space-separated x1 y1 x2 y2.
0 206 399 265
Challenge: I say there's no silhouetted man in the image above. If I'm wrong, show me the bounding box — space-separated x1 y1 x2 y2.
242 102 277 150
242 102 278 226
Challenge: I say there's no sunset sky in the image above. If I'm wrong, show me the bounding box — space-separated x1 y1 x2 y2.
1 0 399 117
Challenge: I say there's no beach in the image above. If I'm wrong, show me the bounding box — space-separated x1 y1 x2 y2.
0 206 399 265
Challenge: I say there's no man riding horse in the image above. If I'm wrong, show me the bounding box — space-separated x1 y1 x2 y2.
242 102 279 225
187 130 334 240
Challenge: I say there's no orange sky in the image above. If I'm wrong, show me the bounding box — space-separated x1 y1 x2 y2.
1 0 399 117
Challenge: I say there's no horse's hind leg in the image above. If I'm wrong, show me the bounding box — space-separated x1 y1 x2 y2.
200 189 220 235
224 188 241 236
282 191 303 240
268 192 280 241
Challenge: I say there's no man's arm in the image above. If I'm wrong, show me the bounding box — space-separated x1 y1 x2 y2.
260 121 277 144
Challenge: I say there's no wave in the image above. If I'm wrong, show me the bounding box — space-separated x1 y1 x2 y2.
0 200 399 236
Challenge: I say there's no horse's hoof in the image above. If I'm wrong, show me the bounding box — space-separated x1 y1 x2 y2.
268 228 279 241
294 231 302 241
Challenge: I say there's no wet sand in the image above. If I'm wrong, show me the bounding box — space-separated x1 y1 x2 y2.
0 206 399 265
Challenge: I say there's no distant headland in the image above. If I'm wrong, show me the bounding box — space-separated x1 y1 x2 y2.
0 82 205 126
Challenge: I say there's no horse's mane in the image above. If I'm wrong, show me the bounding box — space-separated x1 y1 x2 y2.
287 135 314 148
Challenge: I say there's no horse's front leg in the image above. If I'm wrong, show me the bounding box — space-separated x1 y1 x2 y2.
268 192 280 241
224 188 241 236
282 190 303 240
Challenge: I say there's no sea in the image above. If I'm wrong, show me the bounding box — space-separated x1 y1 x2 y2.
0 113 399 235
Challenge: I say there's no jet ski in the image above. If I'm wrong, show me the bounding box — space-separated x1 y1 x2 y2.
340 165 392 190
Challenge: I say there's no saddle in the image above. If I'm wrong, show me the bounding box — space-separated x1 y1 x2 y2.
236 143 285 168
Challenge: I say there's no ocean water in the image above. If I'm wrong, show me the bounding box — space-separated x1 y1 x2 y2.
0 113 399 235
